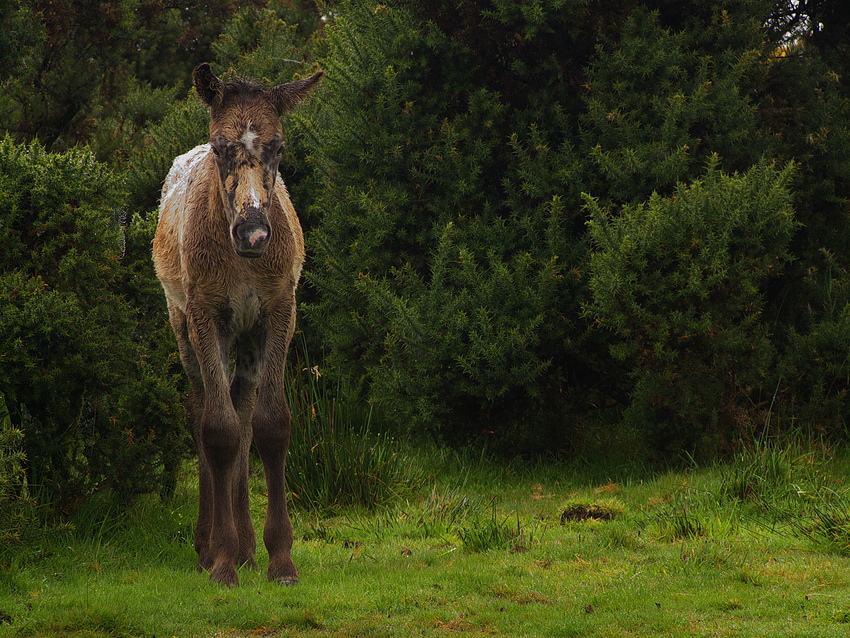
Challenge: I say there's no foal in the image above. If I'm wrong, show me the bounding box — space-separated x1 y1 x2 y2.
153 63 321 586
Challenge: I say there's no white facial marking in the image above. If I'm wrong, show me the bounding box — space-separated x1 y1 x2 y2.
240 124 259 156
241 170 264 210
250 186 262 209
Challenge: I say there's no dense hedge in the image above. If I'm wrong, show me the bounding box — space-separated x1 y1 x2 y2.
587 159 797 453
298 0 850 454
3 0 850 517
0 138 186 515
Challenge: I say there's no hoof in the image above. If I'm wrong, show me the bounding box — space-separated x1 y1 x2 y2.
270 574 299 586
268 559 298 585
210 564 239 587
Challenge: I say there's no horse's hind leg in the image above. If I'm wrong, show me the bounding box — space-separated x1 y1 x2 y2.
168 304 213 572
230 333 265 570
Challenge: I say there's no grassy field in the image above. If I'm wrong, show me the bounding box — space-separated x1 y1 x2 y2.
2 442 850 637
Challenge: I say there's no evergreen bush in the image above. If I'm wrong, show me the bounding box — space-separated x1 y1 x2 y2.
267 0 850 452
300 0 593 449
586 159 797 454
777 277 850 436
580 6 769 204
0 137 186 515
2 0 848 468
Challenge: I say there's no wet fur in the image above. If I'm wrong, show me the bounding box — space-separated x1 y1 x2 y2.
153 63 321 586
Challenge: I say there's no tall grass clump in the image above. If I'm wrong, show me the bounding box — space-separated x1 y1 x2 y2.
718 437 850 553
787 491 850 555
722 440 795 503
409 485 484 540
720 437 834 508
457 501 525 553
0 393 31 546
285 336 419 513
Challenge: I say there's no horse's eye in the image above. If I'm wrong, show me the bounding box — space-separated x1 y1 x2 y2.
211 145 221 157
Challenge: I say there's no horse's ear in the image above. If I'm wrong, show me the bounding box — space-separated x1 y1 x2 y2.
194 63 223 108
267 71 323 114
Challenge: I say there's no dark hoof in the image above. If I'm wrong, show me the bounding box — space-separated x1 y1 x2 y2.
268 560 298 585
210 564 239 587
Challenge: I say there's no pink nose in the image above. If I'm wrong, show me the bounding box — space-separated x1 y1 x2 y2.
246 226 268 247
232 219 271 258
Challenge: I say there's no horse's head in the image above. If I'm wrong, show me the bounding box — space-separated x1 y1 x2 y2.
194 63 321 258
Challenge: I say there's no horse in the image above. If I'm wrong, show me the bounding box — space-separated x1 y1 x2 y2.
153 63 321 586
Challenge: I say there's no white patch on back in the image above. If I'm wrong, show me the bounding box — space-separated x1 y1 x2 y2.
160 144 210 220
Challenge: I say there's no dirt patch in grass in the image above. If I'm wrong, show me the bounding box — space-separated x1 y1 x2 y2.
560 504 617 523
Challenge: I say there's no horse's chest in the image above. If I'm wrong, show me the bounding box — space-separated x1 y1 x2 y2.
229 288 263 334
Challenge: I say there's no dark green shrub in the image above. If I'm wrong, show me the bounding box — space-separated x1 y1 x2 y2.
777 288 850 436
0 137 186 514
300 0 592 450
89 79 180 164
296 0 814 452
587 159 797 454
580 6 769 204
758 48 850 438
210 4 320 80
0 0 248 151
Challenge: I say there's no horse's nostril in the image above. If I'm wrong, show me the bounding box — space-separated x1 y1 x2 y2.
245 226 268 247
232 221 270 257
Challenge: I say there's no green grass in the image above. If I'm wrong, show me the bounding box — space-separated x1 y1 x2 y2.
4 443 850 637
284 338 420 514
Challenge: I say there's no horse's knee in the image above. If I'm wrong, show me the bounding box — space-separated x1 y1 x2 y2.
202 415 242 467
252 404 291 456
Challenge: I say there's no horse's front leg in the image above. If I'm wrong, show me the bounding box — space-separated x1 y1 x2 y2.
166 303 213 572
187 302 241 586
252 301 298 583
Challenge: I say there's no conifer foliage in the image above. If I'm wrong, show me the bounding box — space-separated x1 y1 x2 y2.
0 138 185 513
299 0 834 452
587 159 797 451
302 1 587 448
2 0 850 520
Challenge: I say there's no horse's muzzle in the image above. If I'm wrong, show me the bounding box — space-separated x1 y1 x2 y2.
232 214 271 258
